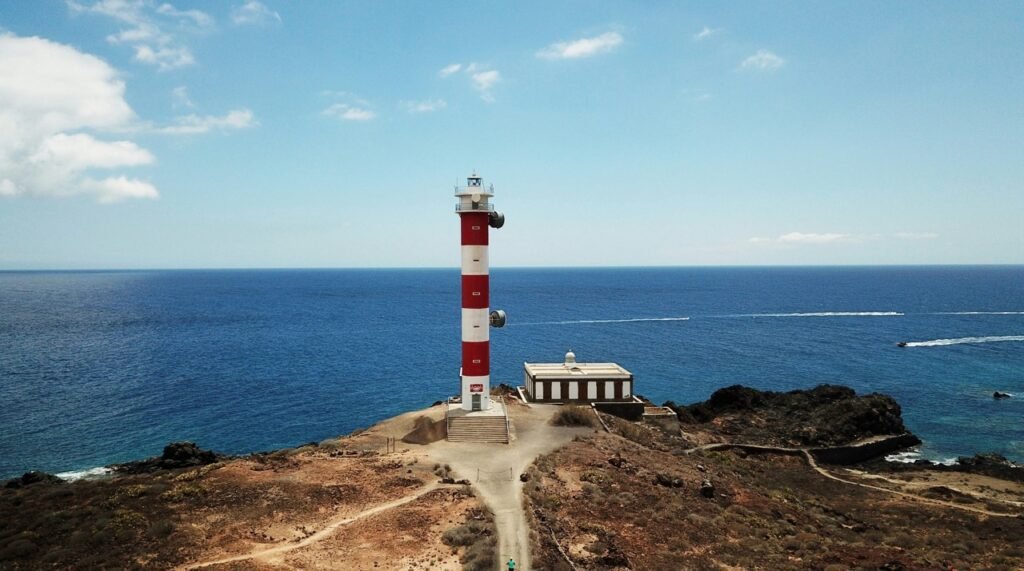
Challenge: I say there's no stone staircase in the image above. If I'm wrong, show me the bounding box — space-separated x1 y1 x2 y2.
447 415 509 444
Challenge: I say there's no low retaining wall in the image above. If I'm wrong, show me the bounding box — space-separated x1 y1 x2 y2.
810 433 922 465
594 401 645 421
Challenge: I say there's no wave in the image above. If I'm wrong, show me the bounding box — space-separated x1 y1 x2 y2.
932 311 1024 315
56 466 112 481
904 335 1024 347
514 317 690 326
885 451 957 466
738 311 903 318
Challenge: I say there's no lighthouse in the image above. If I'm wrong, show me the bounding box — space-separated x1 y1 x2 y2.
455 173 506 411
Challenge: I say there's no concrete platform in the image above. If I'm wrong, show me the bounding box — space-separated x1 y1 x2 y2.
446 400 507 419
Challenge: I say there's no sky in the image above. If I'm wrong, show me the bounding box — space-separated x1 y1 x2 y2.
0 1 1022 269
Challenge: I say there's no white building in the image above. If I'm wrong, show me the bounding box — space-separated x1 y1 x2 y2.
523 352 634 403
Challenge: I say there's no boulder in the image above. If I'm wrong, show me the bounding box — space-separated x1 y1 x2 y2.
654 473 683 488
4 471 63 489
700 479 715 498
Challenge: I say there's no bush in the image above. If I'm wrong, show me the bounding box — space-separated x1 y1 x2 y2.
148 519 174 539
0 539 39 560
442 520 489 547
551 406 595 427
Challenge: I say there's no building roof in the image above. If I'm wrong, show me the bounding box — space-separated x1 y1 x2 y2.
523 361 632 380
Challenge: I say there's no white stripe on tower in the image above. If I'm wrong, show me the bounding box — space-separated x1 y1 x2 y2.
461 245 488 275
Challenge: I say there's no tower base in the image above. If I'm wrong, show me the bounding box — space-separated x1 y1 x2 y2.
460 374 491 411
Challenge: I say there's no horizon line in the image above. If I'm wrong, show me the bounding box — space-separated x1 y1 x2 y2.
2 263 1023 272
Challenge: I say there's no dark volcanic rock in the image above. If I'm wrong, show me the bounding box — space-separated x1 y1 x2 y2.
667 384 912 447
699 479 715 498
113 441 223 474
4 471 64 489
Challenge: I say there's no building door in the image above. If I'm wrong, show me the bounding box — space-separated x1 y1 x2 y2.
472 394 481 411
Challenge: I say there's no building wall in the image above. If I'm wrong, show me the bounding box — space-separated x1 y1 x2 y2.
526 376 634 403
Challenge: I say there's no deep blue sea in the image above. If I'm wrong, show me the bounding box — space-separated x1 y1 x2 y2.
1 267 1023 479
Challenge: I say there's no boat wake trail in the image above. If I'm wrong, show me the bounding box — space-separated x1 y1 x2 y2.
735 311 904 318
904 335 1024 347
513 317 690 326
932 311 1024 316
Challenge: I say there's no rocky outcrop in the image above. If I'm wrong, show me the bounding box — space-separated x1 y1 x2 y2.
4 471 63 489
113 442 223 474
666 384 912 448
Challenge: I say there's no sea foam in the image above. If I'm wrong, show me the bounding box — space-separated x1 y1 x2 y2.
56 466 112 482
884 450 958 466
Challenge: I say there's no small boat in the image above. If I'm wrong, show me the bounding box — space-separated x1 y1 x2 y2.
896 341 908 348
993 391 1012 400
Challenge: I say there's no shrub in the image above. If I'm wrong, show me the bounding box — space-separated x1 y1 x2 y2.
0 539 39 561
551 406 595 427
148 519 174 539
442 520 488 547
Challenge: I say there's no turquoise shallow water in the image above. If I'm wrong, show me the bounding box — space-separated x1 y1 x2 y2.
1 266 1022 478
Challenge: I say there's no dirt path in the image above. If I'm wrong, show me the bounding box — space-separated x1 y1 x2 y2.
178 481 439 570
425 403 590 571
686 442 1022 518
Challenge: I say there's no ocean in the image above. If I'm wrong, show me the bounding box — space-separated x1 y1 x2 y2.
1 266 1022 479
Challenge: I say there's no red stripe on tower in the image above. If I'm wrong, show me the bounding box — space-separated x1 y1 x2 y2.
461 275 489 308
460 212 489 245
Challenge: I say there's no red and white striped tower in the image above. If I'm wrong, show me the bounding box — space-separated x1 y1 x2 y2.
455 173 505 411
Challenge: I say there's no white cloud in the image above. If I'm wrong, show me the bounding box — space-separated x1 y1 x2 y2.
537 31 623 60
693 26 720 41
68 0 212 70
133 43 194 69
81 175 158 203
437 62 500 101
471 70 500 102
30 133 154 169
682 88 712 102
231 1 281 26
471 70 500 92
156 3 214 28
403 99 446 113
438 63 462 77
741 49 785 72
322 103 376 121
158 108 257 134
751 232 851 244
171 85 194 108
0 34 157 202
779 232 848 243
894 232 939 240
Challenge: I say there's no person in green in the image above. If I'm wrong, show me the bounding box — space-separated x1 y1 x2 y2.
507 558 516 571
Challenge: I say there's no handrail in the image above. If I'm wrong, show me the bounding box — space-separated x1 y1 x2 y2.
500 395 510 444
444 397 450 437
454 203 495 212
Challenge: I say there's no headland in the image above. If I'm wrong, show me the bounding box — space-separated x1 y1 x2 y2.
2 384 1023 570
